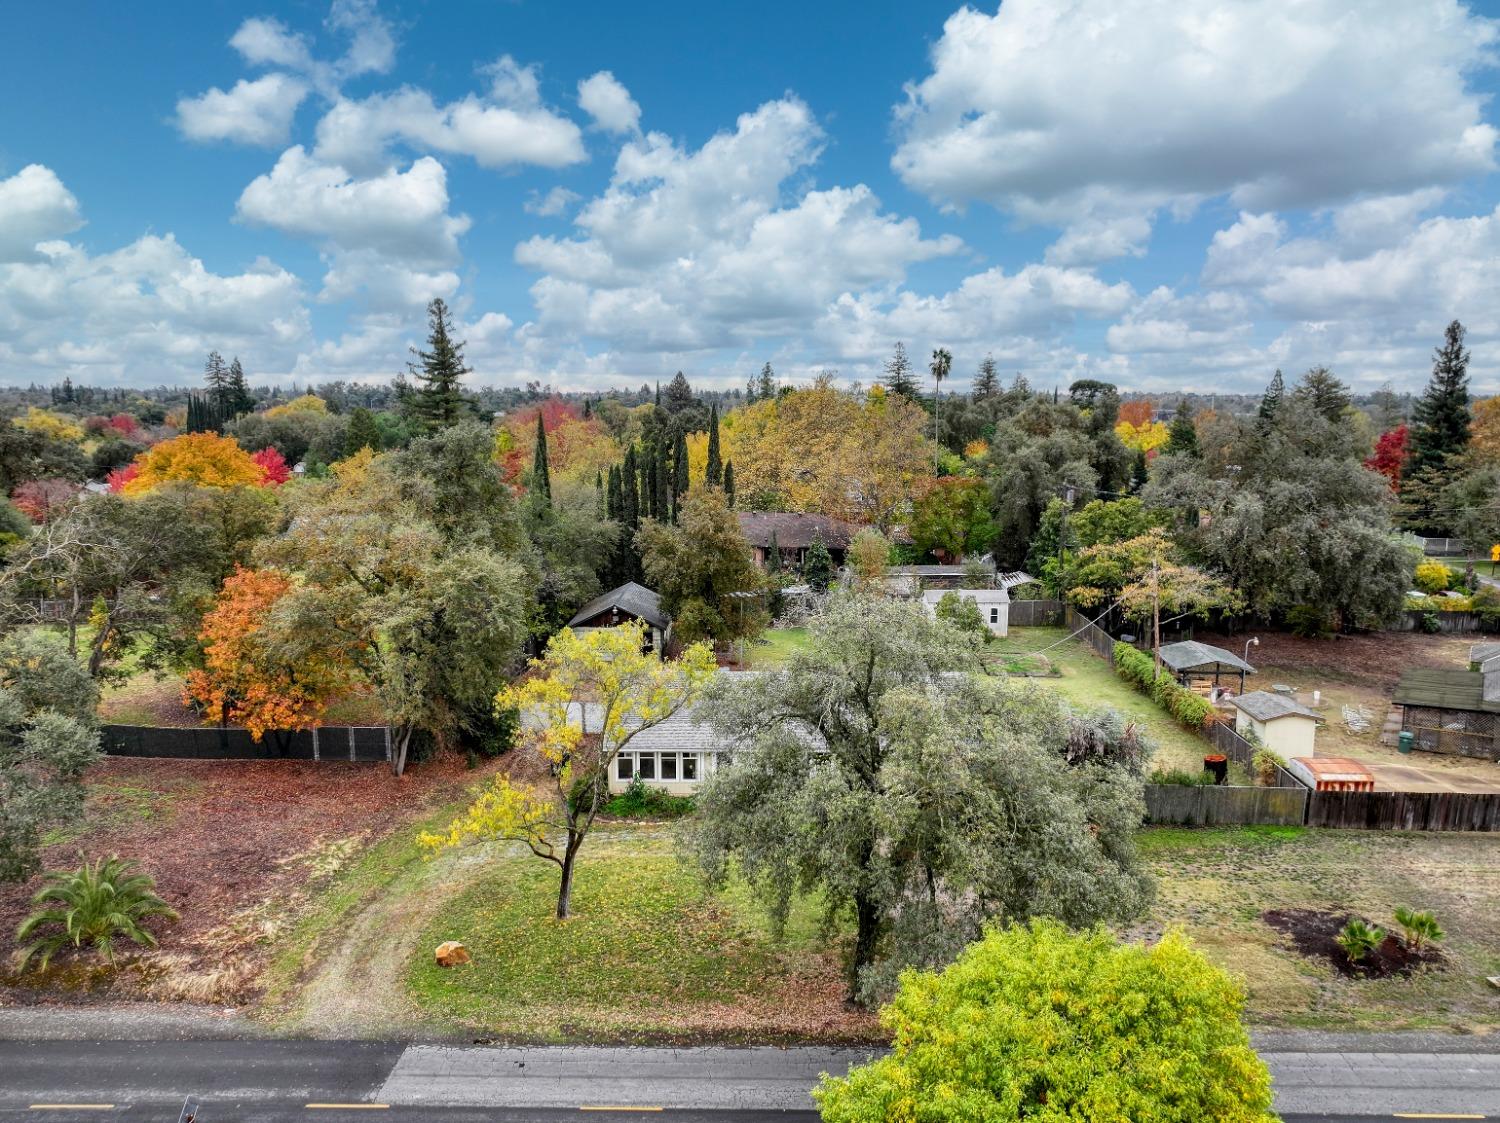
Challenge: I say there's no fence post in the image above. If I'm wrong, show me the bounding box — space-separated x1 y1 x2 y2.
312 727 320 761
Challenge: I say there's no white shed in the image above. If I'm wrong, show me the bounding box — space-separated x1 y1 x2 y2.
1229 690 1319 757
920 587 1010 636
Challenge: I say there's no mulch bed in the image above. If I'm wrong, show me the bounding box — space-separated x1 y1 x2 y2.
1263 908 1445 979
0 753 496 1003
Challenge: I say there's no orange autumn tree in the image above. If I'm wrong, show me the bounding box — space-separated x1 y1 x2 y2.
184 568 351 742
122 432 265 495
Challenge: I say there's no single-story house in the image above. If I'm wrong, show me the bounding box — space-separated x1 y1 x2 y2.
566 581 671 655
737 512 859 570
921 587 1010 636
611 710 730 796
1230 690 1319 757
1392 653 1500 761
1156 640 1256 694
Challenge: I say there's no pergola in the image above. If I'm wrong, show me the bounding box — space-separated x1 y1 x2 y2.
1156 640 1257 693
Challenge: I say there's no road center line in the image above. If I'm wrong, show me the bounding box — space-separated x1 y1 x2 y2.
305 1105 390 1111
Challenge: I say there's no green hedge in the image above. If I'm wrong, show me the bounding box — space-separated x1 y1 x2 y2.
1113 641 1216 730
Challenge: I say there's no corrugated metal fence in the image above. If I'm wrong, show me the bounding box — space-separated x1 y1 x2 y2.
101 724 391 763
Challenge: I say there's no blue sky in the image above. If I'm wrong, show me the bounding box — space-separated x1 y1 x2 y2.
2 0 1499 394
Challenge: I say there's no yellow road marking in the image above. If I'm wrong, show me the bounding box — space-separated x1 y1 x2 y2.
29 1107 115 1112
579 1109 665 1114
305 1106 390 1111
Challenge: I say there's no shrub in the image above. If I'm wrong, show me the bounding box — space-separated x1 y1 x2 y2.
1286 603 1333 638
602 774 696 820
934 591 988 640
1150 768 1215 786
1251 748 1286 786
15 857 177 971
815 920 1277 1123
1418 611 1442 634
1413 559 1455 595
1335 918 1385 964
1393 907 1444 952
1472 585 1500 628
1113 642 1214 730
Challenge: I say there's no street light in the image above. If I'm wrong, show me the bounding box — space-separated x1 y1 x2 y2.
1244 636 1260 664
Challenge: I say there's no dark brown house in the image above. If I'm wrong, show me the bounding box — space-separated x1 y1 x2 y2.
737 512 859 570
566 581 671 655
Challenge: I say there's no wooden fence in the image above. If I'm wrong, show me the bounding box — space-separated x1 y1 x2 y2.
101 723 392 763
1008 599 1063 627
1145 784 1308 827
1305 790 1500 831
1389 610 1488 634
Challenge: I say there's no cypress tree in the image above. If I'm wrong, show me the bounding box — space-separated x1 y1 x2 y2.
407 297 474 433
705 404 723 487
607 464 623 521
1130 448 1149 492
1408 320 1472 474
724 459 735 507
344 406 382 456
595 469 605 518
767 528 781 574
622 447 640 529
532 414 552 503
654 438 670 520
804 532 833 591
672 430 689 516
1164 399 1200 458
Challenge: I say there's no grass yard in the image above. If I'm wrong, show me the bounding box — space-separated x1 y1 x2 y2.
1140 826 1500 1031
985 627 1212 774
403 827 872 1042
744 627 812 668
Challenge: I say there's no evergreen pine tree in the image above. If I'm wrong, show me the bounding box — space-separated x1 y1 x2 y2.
204 351 229 409
883 341 920 399
60 376 75 403
1255 369 1285 434
665 371 695 413
595 469 605 519
1130 448 1149 492
583 398 592 419
804 532 833 591
724 459 735 507
1409 319 1472 474
406 298 474 433
972 354 1000 399
757 362 776 400
225 357 253 417
705 404 723 487
1164 399 1200 458
1291 365 1352 422
532 414 552 503
344 406 382 456
767 528 781 574
745 375 759 403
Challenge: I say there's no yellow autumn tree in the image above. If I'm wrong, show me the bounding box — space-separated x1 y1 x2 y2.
421 621 716 918
14 407 84 443
121 432 266 495
727 379 931 528
1116 418 1170 452
264 394 329 418
1470 396 1500 467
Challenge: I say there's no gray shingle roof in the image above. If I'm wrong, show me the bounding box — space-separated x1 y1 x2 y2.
566 581 670 631
1157 640 1256 674
1230 690 1318 722
736 512 858 550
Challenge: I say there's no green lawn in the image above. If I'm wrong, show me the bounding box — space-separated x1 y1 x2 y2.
985 627 1212 774
744 627 812 668
404 828 858 1041
1139 826 1500 1031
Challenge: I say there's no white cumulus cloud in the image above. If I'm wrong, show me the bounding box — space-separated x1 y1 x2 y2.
577 71 641 134
0 165 84 263
175 74 309 147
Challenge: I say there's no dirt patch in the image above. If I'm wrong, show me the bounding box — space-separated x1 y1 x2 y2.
1263 908 1446 979
1196 630 1496 693
0 753 498 1006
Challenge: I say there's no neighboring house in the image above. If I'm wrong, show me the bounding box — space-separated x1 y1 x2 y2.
566 581 671 655
1229 690 1319 757
881 557 997 596
1156 640 1256 695
737 512 858 570
1392 643 1500 761
921 587 1010 636
611 710 729 796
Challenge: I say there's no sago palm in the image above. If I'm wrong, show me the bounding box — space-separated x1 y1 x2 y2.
15 856 178 972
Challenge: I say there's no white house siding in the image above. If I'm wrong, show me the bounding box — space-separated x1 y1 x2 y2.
920 588 1010 636
1234 711 1318 757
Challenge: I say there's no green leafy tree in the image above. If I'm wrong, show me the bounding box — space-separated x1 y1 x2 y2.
638 488 764 644
1408 320 1472 474
1165 399 1200 457
815 920 1276 1123
693 596 1150 1000
934 590 986 638
1336 919 1385 964
0 632 102 883
909 478 996 561
406 297 475 433
344 406 383 456
16 857 177 970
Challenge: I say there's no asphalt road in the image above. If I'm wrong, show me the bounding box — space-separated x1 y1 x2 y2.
2 1037 1499 1121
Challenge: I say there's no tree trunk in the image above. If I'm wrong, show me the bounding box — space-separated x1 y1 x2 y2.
555 830 584 919
392 725 412 777
849 887 881 1003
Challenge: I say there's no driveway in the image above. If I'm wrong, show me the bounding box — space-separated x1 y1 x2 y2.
1366 757 1500 794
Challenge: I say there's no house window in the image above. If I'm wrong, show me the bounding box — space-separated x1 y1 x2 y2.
660 753 678 781
682 753 698 781
989 607 999 624
637 753 656 780
616 754 634 781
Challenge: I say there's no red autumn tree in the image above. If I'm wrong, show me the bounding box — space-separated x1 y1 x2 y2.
11 479 77 523
1366 425 1409 491
184 568 351 742
252 446 292 486
106 463 140 494
1117 399 1154 428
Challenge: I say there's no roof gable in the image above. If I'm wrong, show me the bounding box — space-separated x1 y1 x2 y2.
566 581 670 631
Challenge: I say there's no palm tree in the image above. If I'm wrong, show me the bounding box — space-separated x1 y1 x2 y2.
930 347 952 474
15 856 178 971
